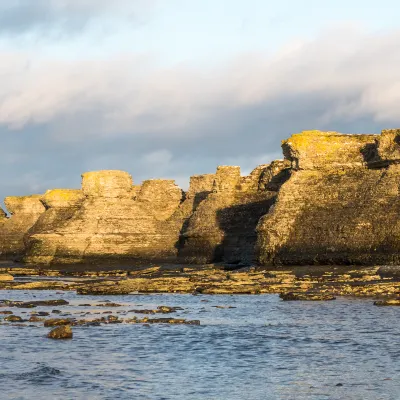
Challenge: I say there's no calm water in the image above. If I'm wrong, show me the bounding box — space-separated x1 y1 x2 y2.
0 290 399 400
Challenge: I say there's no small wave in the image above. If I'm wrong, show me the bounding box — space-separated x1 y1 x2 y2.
11 364 61 384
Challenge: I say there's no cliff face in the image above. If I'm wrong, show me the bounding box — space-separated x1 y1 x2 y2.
256 129 400 265
24 171 186 265
179 162 289 264
22 162 289 265
0 195 45 258
10 127 400 267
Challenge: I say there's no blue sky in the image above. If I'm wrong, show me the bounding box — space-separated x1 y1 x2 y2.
0 0 400 203
3 0 399 63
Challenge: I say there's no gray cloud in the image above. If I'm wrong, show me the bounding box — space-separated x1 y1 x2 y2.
0 26 399 208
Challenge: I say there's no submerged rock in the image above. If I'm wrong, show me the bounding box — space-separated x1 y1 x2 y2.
126 317 200 325
4 315 23 322
29 316 45 322
374 299 400 306
47 325 73 339
0 299 69 308
279 292 336 301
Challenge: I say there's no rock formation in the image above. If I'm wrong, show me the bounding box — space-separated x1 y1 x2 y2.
4 127 400 267
0 195 45 258
24 171 185 265
179 162 289 264
256 129 400 265
22 162 290 265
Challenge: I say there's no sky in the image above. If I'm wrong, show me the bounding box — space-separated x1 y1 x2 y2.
1 0 400 204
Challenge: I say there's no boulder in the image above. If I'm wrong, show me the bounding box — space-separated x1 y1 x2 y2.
47 325 73 339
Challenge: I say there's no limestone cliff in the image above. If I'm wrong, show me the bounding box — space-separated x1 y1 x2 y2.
24 171 186 265
179 162 290 264
13 127 400 267
22 163 290 265
256 129 400 265
0 195 45 258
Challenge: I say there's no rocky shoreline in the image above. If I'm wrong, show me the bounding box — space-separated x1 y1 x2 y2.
1 263 400 301
1 262 400 339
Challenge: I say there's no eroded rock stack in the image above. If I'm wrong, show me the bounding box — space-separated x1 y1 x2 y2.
256 129 400 265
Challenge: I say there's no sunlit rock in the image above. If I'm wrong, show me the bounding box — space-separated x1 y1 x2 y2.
256 129 400 266
0 195 45 258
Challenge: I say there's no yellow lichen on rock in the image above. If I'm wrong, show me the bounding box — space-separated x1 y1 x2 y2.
81 170 133 198
282 130 377 170
41 189 85 209
4 195 45 215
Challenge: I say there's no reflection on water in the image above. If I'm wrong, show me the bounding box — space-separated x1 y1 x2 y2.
0 290 399 400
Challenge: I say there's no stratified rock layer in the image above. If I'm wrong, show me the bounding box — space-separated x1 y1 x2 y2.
9 127 400 267
256 129 400 265
0 195 45 258
24 171 186 265
180 162 290 264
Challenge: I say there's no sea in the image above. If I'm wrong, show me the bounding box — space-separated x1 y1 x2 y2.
0 289 399 399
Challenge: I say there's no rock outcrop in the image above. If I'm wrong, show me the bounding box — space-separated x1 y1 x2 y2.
22 163 290 265
24 171 186 265
179 162 290 264
256 129 400 265
5 127 400 267
0 195 45 258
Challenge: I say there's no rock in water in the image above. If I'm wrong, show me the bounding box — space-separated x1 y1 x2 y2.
47 325 73 339
279 292 336 301
374 299 400 306
4 315 23 322
44 318 73 327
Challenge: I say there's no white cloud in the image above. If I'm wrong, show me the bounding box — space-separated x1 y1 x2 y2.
0 25 400 142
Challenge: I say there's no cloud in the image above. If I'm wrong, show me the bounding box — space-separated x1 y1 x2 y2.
0 25 400 202
1 26 400 136
0 0 154 36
